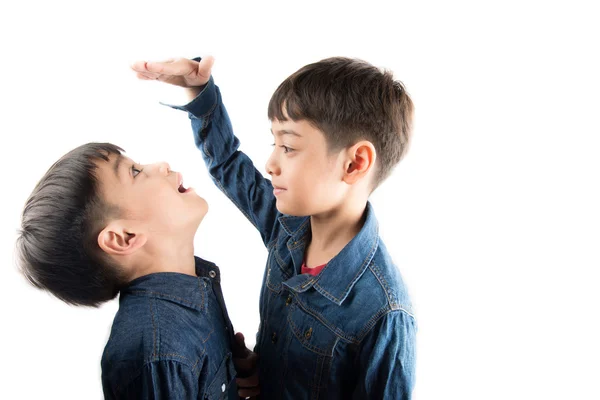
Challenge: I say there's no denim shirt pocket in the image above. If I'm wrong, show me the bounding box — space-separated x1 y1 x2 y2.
286 303 339 393
203 352 236 400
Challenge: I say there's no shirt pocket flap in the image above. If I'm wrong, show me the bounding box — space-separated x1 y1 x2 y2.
287 304 338 356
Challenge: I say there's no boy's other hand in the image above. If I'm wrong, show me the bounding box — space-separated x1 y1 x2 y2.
233 332 260 399
131 56 214 89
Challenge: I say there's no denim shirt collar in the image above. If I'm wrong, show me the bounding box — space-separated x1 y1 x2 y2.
120 257 219 311
278 202 379 305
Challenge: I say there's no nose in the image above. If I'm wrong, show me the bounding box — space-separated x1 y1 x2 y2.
155 161 171 176
265 152 280 176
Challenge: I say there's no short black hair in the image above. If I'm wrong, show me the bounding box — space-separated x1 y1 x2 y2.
16 142 127 307
268 57 414 188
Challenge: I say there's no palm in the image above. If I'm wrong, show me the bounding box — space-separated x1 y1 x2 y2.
131 57 214 88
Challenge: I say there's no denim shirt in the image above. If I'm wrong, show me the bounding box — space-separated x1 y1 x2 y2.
101 257 238 399
170 77 416 399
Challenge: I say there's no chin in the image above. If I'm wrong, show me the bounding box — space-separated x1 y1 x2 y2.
196 200 209 221
188 211 206 234
182 197 208 228
275 200 310 217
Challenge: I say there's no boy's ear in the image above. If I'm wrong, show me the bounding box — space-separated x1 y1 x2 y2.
97 220 147 256
342 141 377 185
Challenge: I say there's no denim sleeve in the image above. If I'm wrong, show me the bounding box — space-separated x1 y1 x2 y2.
352 310 417 400
114 360 198 400
167 77 280 246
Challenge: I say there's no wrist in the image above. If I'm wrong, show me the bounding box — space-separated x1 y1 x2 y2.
185 86 203 101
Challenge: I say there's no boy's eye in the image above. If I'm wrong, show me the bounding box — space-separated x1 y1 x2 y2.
270 143 293 154
132 165 142 177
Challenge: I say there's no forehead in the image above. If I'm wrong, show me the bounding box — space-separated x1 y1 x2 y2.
94 152 131 190
271 118 324 140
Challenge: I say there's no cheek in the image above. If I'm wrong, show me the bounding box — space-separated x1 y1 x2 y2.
139 191 173 215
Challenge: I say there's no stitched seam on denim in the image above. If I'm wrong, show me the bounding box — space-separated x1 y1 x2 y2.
274 244 287 270
312 358 321 396
368 262 396 308
295 299 360 344
288 238 307 250
314 237 378 304
263 276 281 330
356 306 391 342
288 234 308 250
115 360 195 396
198 354 209 389
279 217 298 234
154 299 162 359
287 304 332 356
129 290 201 310
396 305 415 318
328 337 339 368
377 262 412 315
152 353 195 365
197 279 206 313
266 264 283 294
191 353 202 374
279 217 293 235
150 298 158 357
311 355 325 398
288 221 310 249
298 278 316 291
203 353 235 397
203 329 216 345
280 217 310 238
184 78 216 117
273 244 294 281
288 302 356 347
368 263 414 317
361 308 416 347
281 328 291 396
313 337 336 393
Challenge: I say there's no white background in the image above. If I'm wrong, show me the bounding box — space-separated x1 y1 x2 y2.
1 1 598 399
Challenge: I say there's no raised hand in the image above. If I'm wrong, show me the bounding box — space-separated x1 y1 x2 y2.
131 56 215 88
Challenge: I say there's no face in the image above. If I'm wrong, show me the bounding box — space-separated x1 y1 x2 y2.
96 153 208 237
267 117 348 216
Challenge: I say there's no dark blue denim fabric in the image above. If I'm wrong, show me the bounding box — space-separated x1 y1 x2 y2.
101 257 237 399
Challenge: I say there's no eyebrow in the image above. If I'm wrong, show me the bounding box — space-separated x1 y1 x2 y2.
271 129 302 137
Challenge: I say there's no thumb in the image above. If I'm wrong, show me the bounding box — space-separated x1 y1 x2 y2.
235 332 246 348
233 332 250 357
196 55 215 80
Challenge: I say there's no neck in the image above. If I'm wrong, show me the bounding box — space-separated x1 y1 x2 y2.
127 236 196 281
306 200 368 267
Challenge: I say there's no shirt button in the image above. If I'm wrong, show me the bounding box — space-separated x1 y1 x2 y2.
271 332 278 343
305 327 313 340
285 295 292 306
209 270 217 278
221 383 226 392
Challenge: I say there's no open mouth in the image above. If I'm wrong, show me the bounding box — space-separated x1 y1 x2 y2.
177 173 189 193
